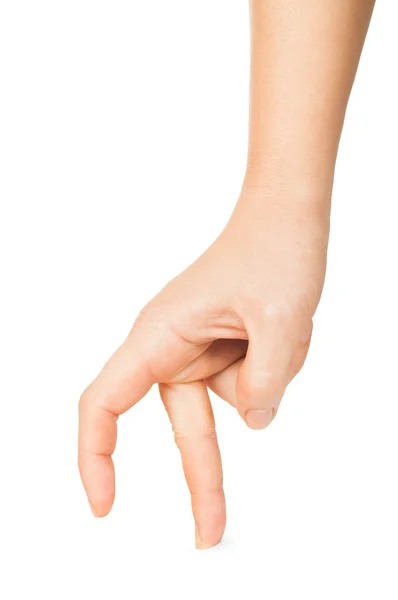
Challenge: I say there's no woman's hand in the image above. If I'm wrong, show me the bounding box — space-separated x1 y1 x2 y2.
78 0 375 548
78 187 330 549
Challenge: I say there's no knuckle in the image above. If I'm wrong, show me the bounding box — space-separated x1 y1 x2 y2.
132 299 171 339
79 388 90 411
173 430 217 451
290 340 311 378
241 297 295 332
290 361 304 379
240 295 313 335
79 384 96 414
133 301 155 329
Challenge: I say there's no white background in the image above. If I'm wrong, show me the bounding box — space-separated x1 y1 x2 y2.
0 1 397 598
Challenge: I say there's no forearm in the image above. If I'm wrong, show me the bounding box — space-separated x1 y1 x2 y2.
244 0 375 200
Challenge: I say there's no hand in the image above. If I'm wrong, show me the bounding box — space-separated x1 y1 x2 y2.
78 187 330 549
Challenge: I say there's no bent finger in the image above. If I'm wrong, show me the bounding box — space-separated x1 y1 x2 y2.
205 359 242 409
78 333 154 517
206 335 313 424
171 339 247 384
236 316 293 429
288 340 311 383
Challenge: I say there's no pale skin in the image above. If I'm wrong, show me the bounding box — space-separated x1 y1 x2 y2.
78 0 376 549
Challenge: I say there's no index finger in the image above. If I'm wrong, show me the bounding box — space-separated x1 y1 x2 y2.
78 337 154 517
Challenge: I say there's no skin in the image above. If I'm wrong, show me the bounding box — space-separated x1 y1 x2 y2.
78 0 376 549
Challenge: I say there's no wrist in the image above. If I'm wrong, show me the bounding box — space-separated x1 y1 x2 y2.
239 172 333 223
242 152 336 203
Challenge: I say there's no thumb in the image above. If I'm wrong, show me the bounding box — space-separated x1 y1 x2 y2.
236 314 293 430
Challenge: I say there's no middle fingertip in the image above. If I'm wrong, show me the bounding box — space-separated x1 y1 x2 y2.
195 525 218 550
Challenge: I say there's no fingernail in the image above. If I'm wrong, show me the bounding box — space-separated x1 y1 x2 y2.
195 525 212 550
245 408 274 430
